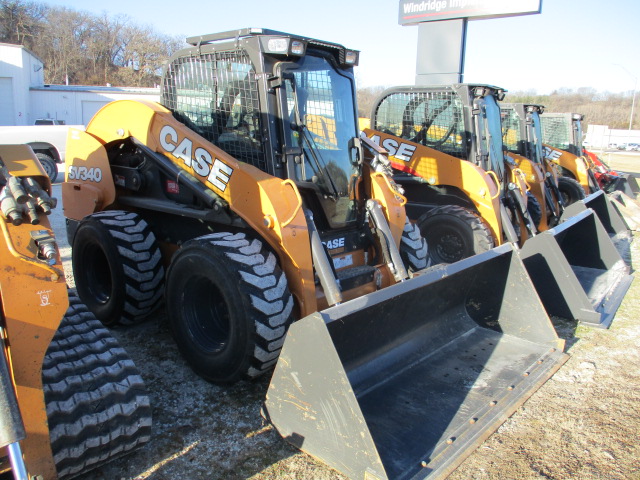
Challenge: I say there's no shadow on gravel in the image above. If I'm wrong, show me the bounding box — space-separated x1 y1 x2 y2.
74 308 305 480
550 316 581 351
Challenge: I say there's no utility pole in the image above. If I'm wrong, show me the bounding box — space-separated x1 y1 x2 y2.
614 64 637 145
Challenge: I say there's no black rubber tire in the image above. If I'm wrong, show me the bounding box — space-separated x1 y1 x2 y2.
558 176 586 206
72 211 164 326
36 152 58 183
417 205 495 265
400 217 429 272
165 232 294 384
43 290 152 479
526 191 543 229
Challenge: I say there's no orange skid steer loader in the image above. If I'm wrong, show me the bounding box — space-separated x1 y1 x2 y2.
0 145 151 479
363 84 632 328
540 112 631 237
501 103 566 231
62 29 567 479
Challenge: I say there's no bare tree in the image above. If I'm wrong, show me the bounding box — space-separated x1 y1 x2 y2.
357 86 386 118
0 0 46 50
1 0 182 87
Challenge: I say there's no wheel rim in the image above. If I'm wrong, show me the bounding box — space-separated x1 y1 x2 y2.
43 161 56 180
182 275 230 354
83 242 113 305
431 229 465 263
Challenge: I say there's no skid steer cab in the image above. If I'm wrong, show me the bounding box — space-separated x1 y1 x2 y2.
64 29 569 480
0 145 150 480
364 85 632 329
363 83 543 264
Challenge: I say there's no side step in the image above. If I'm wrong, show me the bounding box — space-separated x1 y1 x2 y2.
265 243 567 480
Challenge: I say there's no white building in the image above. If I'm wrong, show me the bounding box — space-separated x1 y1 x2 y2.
0 43 159 126
586 124 640 149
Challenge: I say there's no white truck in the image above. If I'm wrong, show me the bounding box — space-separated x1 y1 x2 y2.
0 123 85 181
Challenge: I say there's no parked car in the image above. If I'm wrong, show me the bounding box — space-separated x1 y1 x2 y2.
626 143 640 151
34 118 66 125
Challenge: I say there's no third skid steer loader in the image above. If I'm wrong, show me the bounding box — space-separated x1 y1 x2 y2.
63 29 567 480
500 103 566 231
364 84 632 328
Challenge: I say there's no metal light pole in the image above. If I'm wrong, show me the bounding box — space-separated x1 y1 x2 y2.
629 77 637 132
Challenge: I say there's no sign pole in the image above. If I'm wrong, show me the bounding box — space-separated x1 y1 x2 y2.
416 19 467 85
400 0 542 86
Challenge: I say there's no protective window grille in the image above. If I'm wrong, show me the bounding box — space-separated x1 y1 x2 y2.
374 90 467 159
540 115 571 151
161 50 267 172
501 107 521 153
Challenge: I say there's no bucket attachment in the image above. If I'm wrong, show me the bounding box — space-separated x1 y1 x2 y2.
607 172 639 198
608 190 640 231
520 208 633 328
561 189 629 237
264 244 567 480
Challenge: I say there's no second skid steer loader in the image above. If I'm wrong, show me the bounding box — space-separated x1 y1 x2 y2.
364 84 632 328
63 29 567 479
363 84 539 264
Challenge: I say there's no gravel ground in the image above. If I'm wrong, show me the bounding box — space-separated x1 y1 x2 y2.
50 161 640 480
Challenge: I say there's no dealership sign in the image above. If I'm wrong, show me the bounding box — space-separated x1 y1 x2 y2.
399 0 542 25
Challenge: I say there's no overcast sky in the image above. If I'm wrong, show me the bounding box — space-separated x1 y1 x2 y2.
37 0 640 94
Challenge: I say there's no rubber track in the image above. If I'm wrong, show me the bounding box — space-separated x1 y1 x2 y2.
43 291 152 479
527 191 543 228
198 232 294 378
92 210 164 324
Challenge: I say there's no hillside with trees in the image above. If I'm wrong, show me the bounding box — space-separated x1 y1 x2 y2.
357 86 637 130
0 0 181 86
2 0 637 129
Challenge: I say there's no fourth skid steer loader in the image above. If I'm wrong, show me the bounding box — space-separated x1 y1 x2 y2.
63 29 568 479
364 84 632 328
541 112 639 199
540 112 632 237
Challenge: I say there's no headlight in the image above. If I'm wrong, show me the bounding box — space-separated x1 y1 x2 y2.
290 40 305 55
344 50 359 65
267 38 289 53
265 38 306 56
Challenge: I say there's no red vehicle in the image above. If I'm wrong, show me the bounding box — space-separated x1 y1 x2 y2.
584 148 639 198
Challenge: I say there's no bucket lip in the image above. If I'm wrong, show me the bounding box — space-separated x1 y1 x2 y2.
320 243 517 324
413 348 569 480
546 207 593 235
